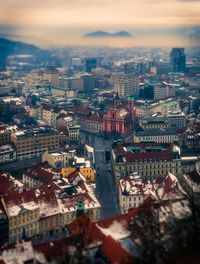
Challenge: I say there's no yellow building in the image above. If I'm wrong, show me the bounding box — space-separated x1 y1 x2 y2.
1 196 40 244
57 194 101 226
61 167 96 182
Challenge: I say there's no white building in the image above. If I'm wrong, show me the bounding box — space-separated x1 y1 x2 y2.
167 111 186 128
118 173 144 213
134 128 179 143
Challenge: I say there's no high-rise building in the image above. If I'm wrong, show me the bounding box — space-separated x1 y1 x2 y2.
112 73 139 98
170 48 186 72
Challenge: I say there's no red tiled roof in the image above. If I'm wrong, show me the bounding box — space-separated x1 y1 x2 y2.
3 189 38 208
39 183 61 193
68 208 142 246
115 143 174 162
78 114 103 123
24 167 55 185
67 169 79 183
69 107 91 115
100 235 135 264
34 237 73 262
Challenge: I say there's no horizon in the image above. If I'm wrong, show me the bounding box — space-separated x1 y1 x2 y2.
0 0 200 47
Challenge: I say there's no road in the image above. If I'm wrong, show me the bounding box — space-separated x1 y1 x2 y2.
81 132 120 219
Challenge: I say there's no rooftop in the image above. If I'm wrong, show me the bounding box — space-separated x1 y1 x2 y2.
113 142 180 163
14 127 59 138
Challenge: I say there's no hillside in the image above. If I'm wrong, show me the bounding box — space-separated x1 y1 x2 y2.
0 38 50 70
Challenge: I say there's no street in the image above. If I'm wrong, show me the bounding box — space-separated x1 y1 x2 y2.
81 132 120 219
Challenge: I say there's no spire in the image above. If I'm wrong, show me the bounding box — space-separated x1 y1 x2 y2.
76 199 84 217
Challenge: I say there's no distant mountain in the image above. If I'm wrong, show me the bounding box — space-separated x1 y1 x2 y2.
84 30 132 38
84 31 111 38
0 38 51 70
113 31 132 37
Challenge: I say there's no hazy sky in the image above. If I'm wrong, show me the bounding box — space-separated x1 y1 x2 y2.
0 0 200 47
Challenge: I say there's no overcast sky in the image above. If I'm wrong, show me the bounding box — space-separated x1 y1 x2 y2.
0 0 200 47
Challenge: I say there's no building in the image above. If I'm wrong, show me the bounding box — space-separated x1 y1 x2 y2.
84 58 97 72
118 173 144 213
22 167 61 190
59 76 84 91
77 114 103 133
139 113 169 130
80 73 95 93
112 73 139 97
68 125 80 141
23 167 101 227
0 144 17 164
111 142 181 180
181 156 198 174
44 66 59 86
50 86 76 98
0 173 24 194
103 109 132 135
61 167 96 182
167 111 186 129
0 84 10 96
170 48 186 72
1 190 40 244
38 105 60 127
42 150 76 169
118 172 186 213
135 98 179 117
153 84 168 100
182 127 200 154
11 127 61 160
0 125 18 145
56 114 80 141
134 128 179 143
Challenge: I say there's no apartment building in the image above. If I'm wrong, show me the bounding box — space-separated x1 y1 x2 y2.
112 73 139 97
11 127 61 160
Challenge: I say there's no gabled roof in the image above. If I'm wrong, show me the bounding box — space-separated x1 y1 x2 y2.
24 167 56 185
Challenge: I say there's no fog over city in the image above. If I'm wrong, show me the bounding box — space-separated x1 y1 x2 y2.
0 0 200 47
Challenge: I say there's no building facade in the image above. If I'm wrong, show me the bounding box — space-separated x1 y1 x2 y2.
103 109 132 135
11 127 61 160
112 73 139 97
112 142 182 180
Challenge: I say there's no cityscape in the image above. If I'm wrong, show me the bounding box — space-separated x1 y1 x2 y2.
0 0 200 263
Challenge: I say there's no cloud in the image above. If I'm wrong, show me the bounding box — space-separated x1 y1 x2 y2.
0 0 199 29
